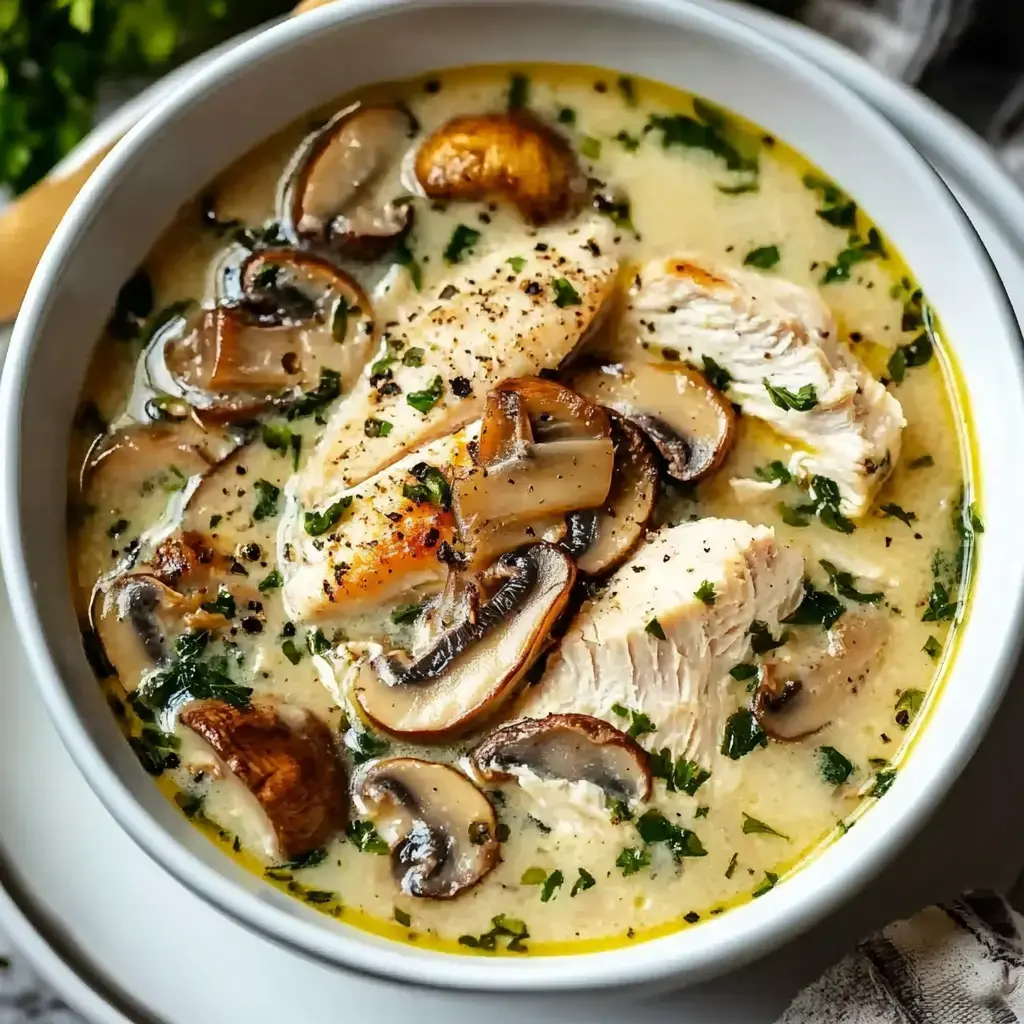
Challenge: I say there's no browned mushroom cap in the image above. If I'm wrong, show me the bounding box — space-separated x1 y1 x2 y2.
91 574 191 690
753 612 885 741
414 112 585 225
353 543 575 740
287 103 417 259
454 378 614 564
356 758 499 899
569 361 736 483
576 414 659 576
473 714 652 803
161 249 373 419
181 699 347 861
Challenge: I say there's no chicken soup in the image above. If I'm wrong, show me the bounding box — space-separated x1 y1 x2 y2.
70 65 977 955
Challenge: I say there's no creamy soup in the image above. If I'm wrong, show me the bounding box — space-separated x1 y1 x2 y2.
69 65 977 956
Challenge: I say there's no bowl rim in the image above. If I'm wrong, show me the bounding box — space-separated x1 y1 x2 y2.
3 0 1024 993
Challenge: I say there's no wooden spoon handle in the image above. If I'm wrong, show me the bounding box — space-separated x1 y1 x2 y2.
0 0 340 324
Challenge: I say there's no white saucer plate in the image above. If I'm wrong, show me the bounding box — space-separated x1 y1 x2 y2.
3 5 1024 1022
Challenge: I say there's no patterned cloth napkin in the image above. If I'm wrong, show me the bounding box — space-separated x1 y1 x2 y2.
1 2 1021 1021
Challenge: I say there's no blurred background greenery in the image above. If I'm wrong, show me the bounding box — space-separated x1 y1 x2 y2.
0 0 294 194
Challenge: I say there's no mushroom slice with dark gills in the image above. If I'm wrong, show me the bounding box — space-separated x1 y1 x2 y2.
473 714 652 803
568 360 735 484
415 112 586 225
181 699 348 862
159 249 374 418
355 758 499 899
752 609 888 742
452 378 615 566
352 543 575 740
286 103 417 259
575 414 659 577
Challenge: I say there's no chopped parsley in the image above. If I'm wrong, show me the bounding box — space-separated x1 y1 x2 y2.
819 559 883 604
444 224 481 264
879 503 917 527
749 620 789 655
306 628 331 657
779 503 811 528
887 331 934 384
402 347 425 368
700 355 732 391
200 587 236 620
540 870 564 902
783 581 844 629
922 636 942 659
390 603 425 626
506 256 527 273
694 580 717 605
648 106 758 183
580 135 602 160
364 417 393 438
895 688 925 729
615 847 651 876
402 462 451 509
406 375 445 415
557 107 576 125
394 908 412 928
755 460 791 484
729 663 759 682
742 814 789 839
520 866 547 885
552 277 581 307
817 746 854 786
870 768 897 797
346 820 388 854
725 852 739 879
721 708 767 760
303 496 352 537
803 174 858 229
744 245 780 270
753 872 779 898
136 631 251 714
645 617 667 640
763 379 818 412
635 810 707 859
806 475 855 534
922 581 957 622
458 914 529 953
571 868 596 896
610 704 656 739
287 367 341 420
348 728 389 764
281 639 302 665
648 749 712 795
820 229 887 284
128 727 180 777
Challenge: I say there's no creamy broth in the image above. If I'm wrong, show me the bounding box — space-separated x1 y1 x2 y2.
69 65 976 955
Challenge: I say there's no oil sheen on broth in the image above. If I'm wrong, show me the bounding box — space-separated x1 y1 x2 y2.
70 65 977 956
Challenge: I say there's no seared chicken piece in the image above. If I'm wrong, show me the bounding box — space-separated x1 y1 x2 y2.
282 430 474 622
621 258 905 517
297 219 618 503
518 518 805 766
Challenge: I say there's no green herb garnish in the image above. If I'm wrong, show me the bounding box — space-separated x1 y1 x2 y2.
615 847 651 877
879 503 917 527
406 375 445 415
635 809 707 859
763 379 818 412
552 277 581 307
694 580 717 606
744 245 780 270
819 559 883 604
817 746 853 786
700 356 732 392
742 813 789 839
645 618 667 641
364 417 393 438
303 496 352 536
346 820 389 854
783 581 844 629
570 868 596 896
444 224 481 264
721 709 767 760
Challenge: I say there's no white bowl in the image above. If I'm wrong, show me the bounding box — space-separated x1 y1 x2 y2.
3 0 1023 994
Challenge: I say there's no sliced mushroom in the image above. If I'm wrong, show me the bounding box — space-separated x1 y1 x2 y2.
414 112 585 225
287 103 416 258
569 360 736 483
91 574 192 690
353 543 575 740
454 378 614 564
160 249 373 418
753 611 885 741
181 699 348 861
82 420 243 500
576 414 659 576
473 714 651 803
356 758 499 899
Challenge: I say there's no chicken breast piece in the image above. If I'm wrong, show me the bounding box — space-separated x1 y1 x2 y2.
297 218 619 505
281 429 475 623
518 518 805 767
622 257 905 517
